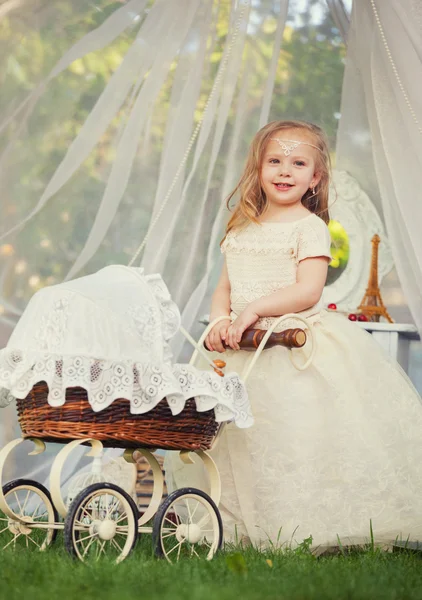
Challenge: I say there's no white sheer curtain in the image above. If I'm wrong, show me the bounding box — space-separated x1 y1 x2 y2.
0 0 289 358
336 0 422 335
0 0 291 483
326 0 350 44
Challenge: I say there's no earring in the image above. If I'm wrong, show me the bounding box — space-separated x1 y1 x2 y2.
312 185 316 195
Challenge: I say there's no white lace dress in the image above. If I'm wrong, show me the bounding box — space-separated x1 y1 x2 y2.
166 214 422 551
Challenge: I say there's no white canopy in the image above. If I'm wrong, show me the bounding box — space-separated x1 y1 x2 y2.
0 266 252 428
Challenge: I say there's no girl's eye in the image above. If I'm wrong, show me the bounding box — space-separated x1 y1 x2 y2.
269 158 279 164
294 160 306 166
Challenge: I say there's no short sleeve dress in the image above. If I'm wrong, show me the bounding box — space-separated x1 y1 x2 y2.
221 213 332 330
166 213 422 552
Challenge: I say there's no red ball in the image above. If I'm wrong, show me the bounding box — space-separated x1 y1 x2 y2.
348 313 357 321
327 303 337 310
358 314 368 322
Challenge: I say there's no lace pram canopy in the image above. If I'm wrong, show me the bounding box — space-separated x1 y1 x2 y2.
0 266 252 428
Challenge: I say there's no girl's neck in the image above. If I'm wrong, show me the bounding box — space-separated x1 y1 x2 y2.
258 203 311 224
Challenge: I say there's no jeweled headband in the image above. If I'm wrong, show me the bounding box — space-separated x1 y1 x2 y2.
269 138 322 156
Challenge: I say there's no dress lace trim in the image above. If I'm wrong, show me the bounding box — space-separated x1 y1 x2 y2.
221 228 297 256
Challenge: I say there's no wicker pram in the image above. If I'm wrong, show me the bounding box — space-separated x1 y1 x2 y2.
0 266 312 563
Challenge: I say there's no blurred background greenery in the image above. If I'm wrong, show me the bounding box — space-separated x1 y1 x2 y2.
327 220 349 286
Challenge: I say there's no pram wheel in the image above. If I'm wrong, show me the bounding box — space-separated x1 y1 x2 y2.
64 482 138 563
1 479 59 551
153 487 223 562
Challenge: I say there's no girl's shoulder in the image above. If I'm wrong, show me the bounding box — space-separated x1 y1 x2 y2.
297 213 330 239
296 214 332 262
221 214 331 259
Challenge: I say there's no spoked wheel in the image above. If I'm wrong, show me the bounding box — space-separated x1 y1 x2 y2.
153 487 223 563
64 482 138 563
0 479 59 551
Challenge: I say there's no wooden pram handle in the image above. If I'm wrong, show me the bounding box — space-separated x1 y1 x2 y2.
228 327 307 351
210 328 306 375
204 327 306 353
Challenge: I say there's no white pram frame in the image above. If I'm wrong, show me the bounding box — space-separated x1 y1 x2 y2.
0 313 314 563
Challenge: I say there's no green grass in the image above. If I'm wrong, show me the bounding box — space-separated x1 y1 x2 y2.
1 532 422 600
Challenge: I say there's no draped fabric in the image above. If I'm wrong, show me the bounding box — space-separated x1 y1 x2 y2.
326 0 350 44
336 0 422 336
0 0 291 359
0 0 355 356
0 0 293 485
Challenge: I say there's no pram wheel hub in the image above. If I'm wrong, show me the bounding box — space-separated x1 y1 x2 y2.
95 519 117 541
9 514 32 536
176 522 202 544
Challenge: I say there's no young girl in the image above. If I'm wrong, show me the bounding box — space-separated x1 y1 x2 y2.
167 119 422 551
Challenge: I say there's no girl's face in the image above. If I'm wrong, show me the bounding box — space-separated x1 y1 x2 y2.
260 130 321 211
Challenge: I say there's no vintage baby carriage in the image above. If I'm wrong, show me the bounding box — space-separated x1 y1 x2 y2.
0 265 311 563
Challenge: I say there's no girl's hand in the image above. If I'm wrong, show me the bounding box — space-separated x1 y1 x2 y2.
226 307 260 350
205 319 231 353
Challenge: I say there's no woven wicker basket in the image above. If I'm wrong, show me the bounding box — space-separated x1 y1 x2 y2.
17 381 220 451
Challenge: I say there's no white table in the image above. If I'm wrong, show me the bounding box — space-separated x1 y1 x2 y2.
357 322 420 373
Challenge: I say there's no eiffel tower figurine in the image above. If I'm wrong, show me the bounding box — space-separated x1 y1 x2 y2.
358 234 394 323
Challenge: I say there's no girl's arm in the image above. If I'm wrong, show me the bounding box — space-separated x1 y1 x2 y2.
226 257 328 350
251 257 329 317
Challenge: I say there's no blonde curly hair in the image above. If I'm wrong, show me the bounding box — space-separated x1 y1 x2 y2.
222 120 331 244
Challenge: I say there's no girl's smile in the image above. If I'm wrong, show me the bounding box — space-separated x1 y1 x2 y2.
273 182 294 191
